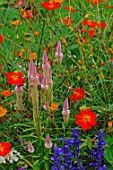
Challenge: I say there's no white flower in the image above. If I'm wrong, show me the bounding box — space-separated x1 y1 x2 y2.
0 156 6 163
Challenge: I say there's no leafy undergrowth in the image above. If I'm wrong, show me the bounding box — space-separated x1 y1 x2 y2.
0 0 113 170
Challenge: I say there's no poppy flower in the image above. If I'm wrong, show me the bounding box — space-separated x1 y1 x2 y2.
1 90 13 97
0 106 7 117
0 142 11 156
6 71 25 85
29 52 38 61
70 88 85 103
11 20 22 26
64 5 76 12
75 108 97 130
0 35 3 43
42 1 61 10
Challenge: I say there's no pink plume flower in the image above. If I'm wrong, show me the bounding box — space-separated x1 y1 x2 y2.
45 134 53 149
43 102 49 110
55 41 63 64
62 97 70 123
28 141 34 153
15 85 23 93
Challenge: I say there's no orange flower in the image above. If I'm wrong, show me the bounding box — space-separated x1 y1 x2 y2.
11 20 22 26
108 120 112 128
48 103 59 110
0 142 11 156
88 0 108 5
87 0 101 5
34 31 39 36
54 0 64 2
20 9 31 19
1 90 13 97
64 5 76 12
75 108 97 130
29 52 38 61
42 1 61 10
6 71 25 85
62 16 74 26
0 106 7 117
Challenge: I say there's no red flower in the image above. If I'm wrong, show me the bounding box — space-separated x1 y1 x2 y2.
96 22 107 29
0 142 11 156
70 88 85 103
82 20 97 28
64 5 76 12
87 0 101 5
0 35 3 43
6 71 25 85
82 19 107 30
42 1 61 10
81 30 95 37
105 5 113 8
62 16 74 26
75 108 97 130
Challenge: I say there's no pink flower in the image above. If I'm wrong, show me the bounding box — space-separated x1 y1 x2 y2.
28 142 34 153
43 102 49 110
62 97 70 123
55 41 63 64
45 134 53 149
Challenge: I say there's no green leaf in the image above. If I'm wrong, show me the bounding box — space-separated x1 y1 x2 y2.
67 44 78 50
104 146 113 165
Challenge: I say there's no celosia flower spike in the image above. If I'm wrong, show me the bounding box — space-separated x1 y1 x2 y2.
45 134 53 148
55 41 63 64
62 97 70 123
28 142 34 153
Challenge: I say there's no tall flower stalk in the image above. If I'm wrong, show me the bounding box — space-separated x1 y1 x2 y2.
28 62 40 136
41 51 53 105
15 85 23 110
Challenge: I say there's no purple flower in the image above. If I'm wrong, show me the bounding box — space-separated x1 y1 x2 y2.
90 130 106 169
60 138 75 170
71 128 85 169
51 145 63 170
19 138 26 146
